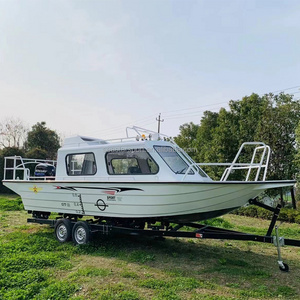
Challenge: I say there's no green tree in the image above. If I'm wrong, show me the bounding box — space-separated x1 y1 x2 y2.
195 95 267 180
229 93 267 144
175 93 299 183
26 122 60 160
296 121 300 173
174 122 199 160
208 108 239 180
295 121 300 201
255 93 300 180
195 111 219 163
211 107 239 163
26 147 48 160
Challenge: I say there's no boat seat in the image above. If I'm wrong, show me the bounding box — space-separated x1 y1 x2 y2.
128 166 142 174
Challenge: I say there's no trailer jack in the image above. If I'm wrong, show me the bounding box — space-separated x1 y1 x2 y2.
274 225 289 272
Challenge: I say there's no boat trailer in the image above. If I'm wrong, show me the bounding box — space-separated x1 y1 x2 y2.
27 198 300 272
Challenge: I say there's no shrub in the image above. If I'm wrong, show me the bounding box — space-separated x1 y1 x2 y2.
232 205 300 223
294 215 300 224
256 207 273 219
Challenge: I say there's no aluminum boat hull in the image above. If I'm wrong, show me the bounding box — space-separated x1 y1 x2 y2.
3 180 295 222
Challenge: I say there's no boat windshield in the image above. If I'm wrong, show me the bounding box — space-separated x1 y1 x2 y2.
177 148 207 178
154 146 194 175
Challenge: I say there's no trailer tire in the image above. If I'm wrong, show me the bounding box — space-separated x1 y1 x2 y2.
279 262 289 272
72 221 91 245
55 219 72 243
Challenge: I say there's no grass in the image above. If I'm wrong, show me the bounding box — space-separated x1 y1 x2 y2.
0 195 300 299
0 194 23 211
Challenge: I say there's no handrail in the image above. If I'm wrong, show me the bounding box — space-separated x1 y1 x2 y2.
4 156 57 181
126 126 170 141
182 142 270 182
221 142 270 181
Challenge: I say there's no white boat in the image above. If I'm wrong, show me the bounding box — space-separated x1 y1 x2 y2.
3 126 295 224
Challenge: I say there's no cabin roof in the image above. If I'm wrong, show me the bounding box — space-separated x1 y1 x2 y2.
62 136 108 148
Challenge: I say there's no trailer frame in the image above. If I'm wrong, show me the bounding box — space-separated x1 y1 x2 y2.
27 198 300 272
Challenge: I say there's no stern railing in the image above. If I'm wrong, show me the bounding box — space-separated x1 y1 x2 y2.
4 156 57 181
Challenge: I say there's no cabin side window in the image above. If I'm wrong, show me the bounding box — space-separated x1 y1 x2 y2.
106 149 159 175
66 153 97 176
154 146 194 175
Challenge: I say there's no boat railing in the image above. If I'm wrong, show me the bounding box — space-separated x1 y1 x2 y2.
4 156 57 181
182 142 271 182
104 126 172 144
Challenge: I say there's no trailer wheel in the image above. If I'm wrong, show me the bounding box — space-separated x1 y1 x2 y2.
55 219 72 243
72 221 91 245
279 263 289 272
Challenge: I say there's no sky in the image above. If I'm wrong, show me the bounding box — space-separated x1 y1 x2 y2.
0 0 300 140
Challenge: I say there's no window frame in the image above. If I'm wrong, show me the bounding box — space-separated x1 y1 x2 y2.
65 152 97 176
105 148 159 175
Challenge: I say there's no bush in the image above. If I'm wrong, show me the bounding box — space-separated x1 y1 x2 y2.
294 214 300 224
256 207 273 219
232 205 300 223
232 206 258 218
0 147 25 194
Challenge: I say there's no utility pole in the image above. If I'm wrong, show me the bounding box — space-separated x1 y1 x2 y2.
156 113 164 134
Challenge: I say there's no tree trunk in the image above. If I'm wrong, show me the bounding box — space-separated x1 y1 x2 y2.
280 188 284 207
291 187 297 209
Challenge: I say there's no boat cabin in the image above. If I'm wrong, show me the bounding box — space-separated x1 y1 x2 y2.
55 135 211 182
